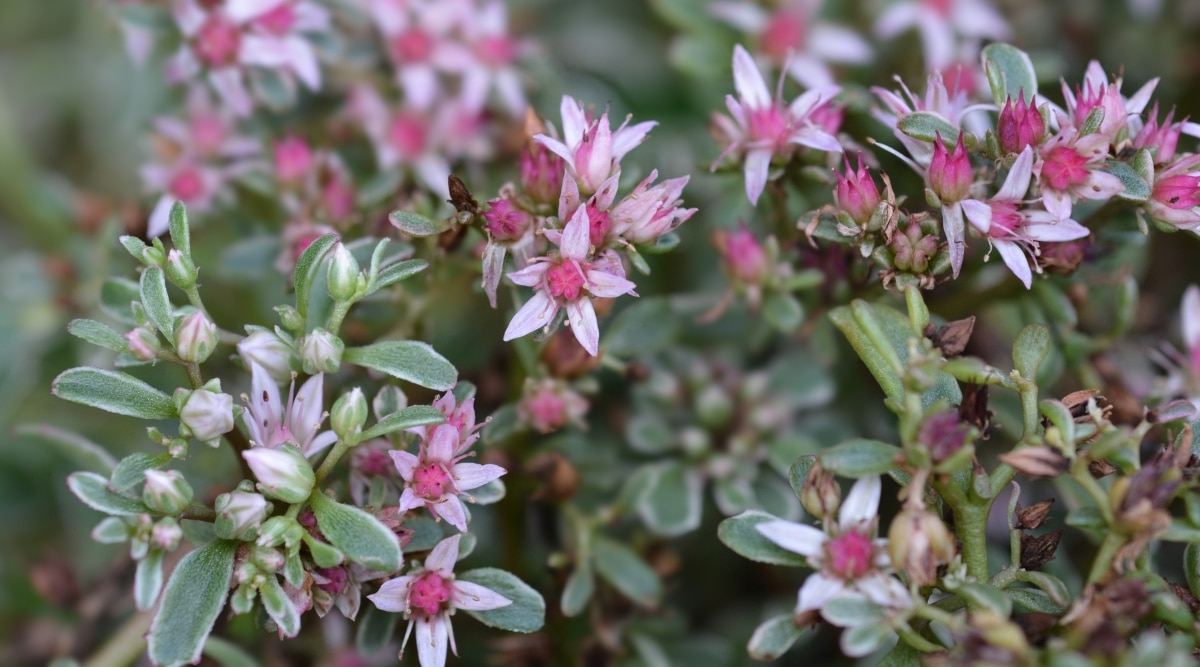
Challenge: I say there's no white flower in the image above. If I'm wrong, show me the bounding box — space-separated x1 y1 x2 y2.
368 535 511 667
756 475 911 619
242 361 337 457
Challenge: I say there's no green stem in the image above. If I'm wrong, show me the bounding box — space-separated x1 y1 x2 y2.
314 439 350 485
184 285 206 313
326 301 352 335
1086 532 1124 585
898 625 945 653
954 503 990 582
989 565 1019 589
184 362 203 390
1019 384 1039 441
82 610 153 667
182 505 216 522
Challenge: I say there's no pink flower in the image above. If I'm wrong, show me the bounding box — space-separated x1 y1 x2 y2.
961 147 1090 287
1146 153 1200 229
535 95 657 196
517 378 589 434
168 0 329 115
456 0 529 116
1133 104 1189 166
997 91 1046 155
756 476 911 634
351 87 459 199
242 361 338 457
714 223 770 285
274 135 314 186
1033 130 1124 221
608 171 697 245
407 390 485 453
834 154 882 225
368 535 511 667
391 424 506 531
520 134 566 207
502 206 638 356
482 198 534 243
713 44 842 205
874 0 1010 71
709 0 871 89
1058 60 1158 145
141 161 226 238
871 71 987 167
368 0 469 110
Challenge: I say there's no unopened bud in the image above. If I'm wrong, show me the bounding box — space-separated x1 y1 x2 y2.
142 469 194 516
714 223 769 285
834 154 882 226
997 92 1046 155
300 328 343 374
164 248 198 289
243 444 316 504
517 379 589 434
928 132 972 203
237 328 294 383
174 311 219 363
125 326 161 361
482 198 533 243
327 242 361 302
178 388 235 443
801 461 841 519
275 305 303 331
887 506 956 587
330 387 367 445
890 221 939 273
256 515 305 549
695 385 734 430
151 517 183 551
919 409 971 463
214 488 271 540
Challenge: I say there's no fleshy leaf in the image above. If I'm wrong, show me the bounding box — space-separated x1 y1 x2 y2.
981 43 1037 109
355 605 399 655
293 233 338 323
359 405 445 441
140 266 175 344
52 367 176 419
366 259 428 296
168 201 191 259
1104 160 1151 202
344 341 457 391
637 462 703 537
147 539 237 667
110 452 173 493
561 558 595 617
309 491 402 572
747 613 806 661
1013 323 1050 381
592 536 662 608
202 637 261 667
457 568 545 633
67 319 129 353
135 549 165 611
14 424 115 474
819 439 901 478
388 210 447 237
717 510 809 567
897 112 964 145
68 472 150 516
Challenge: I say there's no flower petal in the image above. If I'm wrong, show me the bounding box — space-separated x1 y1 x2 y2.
566 298 600 357
838 475 881 532
431 495 468 532
744 148 772 205
732 44 771 109
366 575 415 612
585 269 637 299
755 519 827 559
452 580 512 611
993 239 1033 288
560 206 591 259
416 615 449 667
426 534 461 575
1184 286 1200 352
855 573 912 609
390 449 419 481
452 462 507 491
796 572 844 613
290 373 325 449
503 291 557 341
960 198 993 234
427 424 458 463
942 202 966 278
996 147 1034 201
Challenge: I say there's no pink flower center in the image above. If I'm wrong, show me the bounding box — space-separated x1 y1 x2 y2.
409 571 452 617
745 106 788 148
316 567 348 594
476 35 515 66
388 113 427 158
525 391 566 432
721 227 768 282
760 11 805 63
1040 146 1090 191
924 0 953 17
390 28 434 62
987 201 1024 238
483 199 531 242
190 114 227 156
254 2 296 35
169 167 207 202
194 15 242 68
825 530 874 580
585 202 613 247
412 463 453 499
546 261 586 301
274 136 313 184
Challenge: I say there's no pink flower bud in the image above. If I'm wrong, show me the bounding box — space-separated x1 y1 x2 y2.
520 140 565 206
243 445 316 504
928 132 972 203
214 488 271 540
1152 173 1200 210
174 310 219 363
714 223 769 284
274 136 313 185
300 328 343 374
482 198 533 242
834 154 882 225
142 469 194 516
517 379 588 434
165 248 198 289
126 326 161 361
151 517 183 551
997 92 1046 155
238 329 294 383
179 388 234 442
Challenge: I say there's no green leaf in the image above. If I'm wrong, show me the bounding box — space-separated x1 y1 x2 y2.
878 641 923 667
822 595 886 626
1007 586 1067 614
202 636 261 667
897 112 963 145
471 479 506 505
1165 520 1200 542
360 404 446 441
717 510 808 567
637 462 703 537
1132 147 1155 185
601 298 679 357
293 233 338 323
830 302 903 401
357 170 403 208
640 231 680 254
819 439 901 478
68 319 128 353
1186 543 1200 600
561 558 594 617
981 42 1037 108
52 367 176 419
788 455 816 502
763 291 804 333
1104 161 1151 202
110 452 173 493
67 472 150 516
747 613 806 661
1066 506 1106 531
92 517 130 544
457 568 545 633
840 622 894 658
135 549 165 611
1039 400 1075 449
366 259 428 296
355 605 398 655
140 267 175 344
402 515 446 553
13 424 115 473
100 277 141 325
627 412 677 455
148 539 237 667
952 581 1012 616
309 491 402 572
1013 323 1050 380
592 536 662 607
1078 107 1105 136
344 341 457 391
168 201 191 259
388 210 446 237
259 574 300 637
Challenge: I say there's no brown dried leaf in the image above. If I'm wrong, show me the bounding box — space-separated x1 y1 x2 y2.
959 382 995 438
1020 529 1063 570
925 316 976 357
447 175 479 215
1015 499 1055 530
1088 459 1117 478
